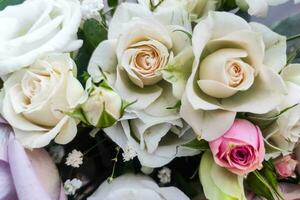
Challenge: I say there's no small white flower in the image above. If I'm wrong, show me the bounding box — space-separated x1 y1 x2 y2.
64 178 83 195
122 144 137 162
158 167 171 184
80 0 104 21
65 149 83 168
49 145 65 164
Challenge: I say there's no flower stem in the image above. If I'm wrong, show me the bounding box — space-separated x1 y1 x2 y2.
107 147 121 183
83 138 108 156
287 34 300 42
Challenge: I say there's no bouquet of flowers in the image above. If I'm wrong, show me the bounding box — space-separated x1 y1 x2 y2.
1 0 300 199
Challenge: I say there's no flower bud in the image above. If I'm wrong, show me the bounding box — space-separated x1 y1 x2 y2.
81 80 123 128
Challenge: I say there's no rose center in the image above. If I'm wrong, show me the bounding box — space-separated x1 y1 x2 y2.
229 145 254 166
226 59 244 87
133 44 161 76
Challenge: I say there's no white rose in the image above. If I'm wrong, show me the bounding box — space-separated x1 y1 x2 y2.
0 54 87 148
0 0 82 76
138 0 219 20
88 174 190 200
264 64 300 157
236 0 300 17
88 3 192 109
180 11 287 141
81 78 123 128
105 110 198 168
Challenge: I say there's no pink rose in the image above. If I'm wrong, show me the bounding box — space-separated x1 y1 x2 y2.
209 119 265 175
274 155 298 179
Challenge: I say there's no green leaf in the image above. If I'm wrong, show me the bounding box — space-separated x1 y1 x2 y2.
183 139 209 151
0 0 24 10
199 151 246 200
107 0 118 7
83 19 108 50
273 13 300 63
173 173 198 199
246 161 283 200
65 107 89 125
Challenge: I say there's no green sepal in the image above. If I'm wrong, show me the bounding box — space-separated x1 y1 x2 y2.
183 139 209 151
246 160 284 200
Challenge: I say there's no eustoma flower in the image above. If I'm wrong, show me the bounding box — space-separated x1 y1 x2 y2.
0 0 82 76
88 3 197 167
87 174 190 200
0 119 65 200
181 11 286 141
0 54 86 148
209 119 265 175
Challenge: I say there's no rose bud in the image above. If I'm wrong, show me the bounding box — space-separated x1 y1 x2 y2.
209 119 265 175
274 155 298 179
81 78 123 128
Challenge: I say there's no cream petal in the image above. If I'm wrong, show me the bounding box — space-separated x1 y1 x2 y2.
168 25 191 56
66 74 87 108
54 118 77 145
87 39 118 83
221 68 286 113
108 3 152 39
199 48 248 85
180 94 236 141
14 116 70 148
250 22 287 73
115 68 162 110
198 80 240 98
206 30 265 72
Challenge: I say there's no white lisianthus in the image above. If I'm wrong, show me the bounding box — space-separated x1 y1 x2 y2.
104 110 198 168
0 54 87 148
80 78 123 128
181 11 287 141
236 0 300 17
263 64 300 157
87 174 190 200
0 0 82 76
138 0 219 20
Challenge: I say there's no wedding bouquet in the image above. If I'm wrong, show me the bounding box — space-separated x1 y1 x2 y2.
1 0 300 199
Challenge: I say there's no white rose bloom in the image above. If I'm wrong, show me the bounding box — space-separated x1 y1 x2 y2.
88 174 190 200
264 64 300 157
138 0 219 20
236 0 300 17
81 78 123 128
0 54 87 148
0 0 82 76
181 11 287 141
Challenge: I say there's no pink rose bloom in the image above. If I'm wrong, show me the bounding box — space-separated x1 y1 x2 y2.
209 119 265 175
0 118 66 200
274 155 298 179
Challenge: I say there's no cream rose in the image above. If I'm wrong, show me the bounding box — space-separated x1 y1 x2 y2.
88 174 190 200
262 64 300 157
138 0 219 20
0 54 86 148
180 11 287 141
0 0 82 76
88 3 192 111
